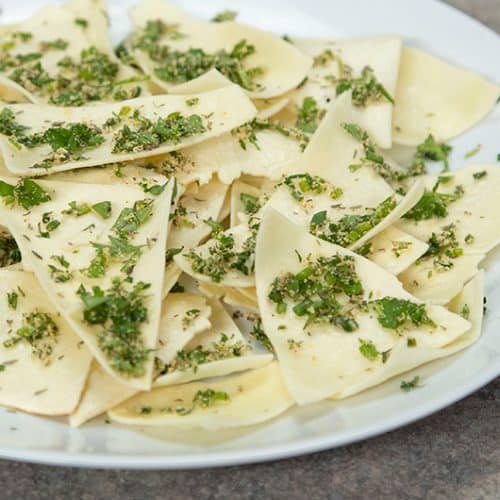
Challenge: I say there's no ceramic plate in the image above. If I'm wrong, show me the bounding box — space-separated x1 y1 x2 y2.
0 0 499 469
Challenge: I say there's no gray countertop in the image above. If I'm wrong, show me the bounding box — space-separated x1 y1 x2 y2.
1 1 499 499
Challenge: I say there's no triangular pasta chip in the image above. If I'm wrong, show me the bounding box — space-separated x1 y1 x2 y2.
0 269 92 415
156 293 212 365
255 209 470 404
398 164 500 303
109 361 293 429
155 297 272 386
289 36 402 148
0 0 148 105
0 177 174 390
70 361 137 427
335 271 485 400
393 47 499 145
0 85 256 175
129 0 312 98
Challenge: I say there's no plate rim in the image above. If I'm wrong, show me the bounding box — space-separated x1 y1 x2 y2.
0 360 498 469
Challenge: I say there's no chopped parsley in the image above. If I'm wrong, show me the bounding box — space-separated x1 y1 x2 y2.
392 241 412 257
370 298 435 331
465 145 481 159
310 196 396 248
421 224 463 270
37 212 61 238
358 339 380 361
317 50 393 107
4 311 59 364
185 97 199 107
48 255 73 283
473 170 487 180
282 173 343 202
296 96 325 134
0 41 139 105
0 178 51 209
342 123 409 182
407 337 417 348
268 254 363 331
185 220 256 283
403 181 463 221
134 24 263 91
161 333 248 374
400 375 420 392
212 10 238 22
232 118 309 152
29 122 105 168
249 319 275 353
91 201 112 219
460 304 470 320
112 199 154 239
7 291 18 310
40 39 69 51
181 308 201 329
77 279 151 376
240 192 260 215
74 18 89 29
193 388 230 408
410 135 452 173
63 200 112 219
111 110 206 154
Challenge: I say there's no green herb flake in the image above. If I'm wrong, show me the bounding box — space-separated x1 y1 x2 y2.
112 199 154 240
211 10 238 22
407 337 417 348
392 240 412 258
37 212 61 239
310 196 396 248
410 135 452 174
326 61 394 107
371 297 435 331
77 279 151 376
92 201 112 219
74 18 89 29
403 183 463 221
4 311 59 364
281 173 342 203
460 303 471 320
232 118 309 152
422 224 463 270
7 291 18 310
185 220 256 283
112 110 206 154
465 145 481 159
185 97 199 107
359 338 380 361
249 319 274 354
40 39 69 51
0 178 51 210
342 123 411 182
401 375 420 392
464 234 474 245
48 255 73 283
473 170 487 180
192 388 230 408
268 254 363 331
138 33 264 91
162 333 248 374
296 96 325 134
240 192 260 215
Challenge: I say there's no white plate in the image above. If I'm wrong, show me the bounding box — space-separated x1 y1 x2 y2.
0 0 499 469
